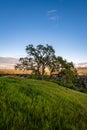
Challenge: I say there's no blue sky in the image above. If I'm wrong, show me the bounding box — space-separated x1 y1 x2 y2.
0 0 87 63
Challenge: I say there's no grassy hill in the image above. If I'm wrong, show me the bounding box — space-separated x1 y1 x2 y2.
0 77 87 130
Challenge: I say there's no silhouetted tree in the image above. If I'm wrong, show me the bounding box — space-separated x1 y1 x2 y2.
48 56 77 86
15 44 55 80
15 44 77 84
56 57 77 86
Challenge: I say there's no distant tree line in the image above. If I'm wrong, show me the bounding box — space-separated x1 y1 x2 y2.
15 44 77 87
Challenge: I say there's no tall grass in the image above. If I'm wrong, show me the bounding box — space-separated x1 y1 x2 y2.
0 77 87 130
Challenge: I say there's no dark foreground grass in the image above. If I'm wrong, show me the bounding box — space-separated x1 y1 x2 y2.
0 77 87 130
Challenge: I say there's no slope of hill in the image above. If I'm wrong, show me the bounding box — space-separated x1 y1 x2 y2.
0 77 87 130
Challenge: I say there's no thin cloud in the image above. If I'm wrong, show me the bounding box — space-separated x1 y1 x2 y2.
48 9 57 14
47 9 59 28
49 15 59 20
47 9 59 21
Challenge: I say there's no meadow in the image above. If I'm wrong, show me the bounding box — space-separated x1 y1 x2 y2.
0 77 87 130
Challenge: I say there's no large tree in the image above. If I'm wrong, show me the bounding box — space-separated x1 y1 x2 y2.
15 44 55 79
15 44 77 85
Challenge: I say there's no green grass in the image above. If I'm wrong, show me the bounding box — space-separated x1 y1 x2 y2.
0 77 87 130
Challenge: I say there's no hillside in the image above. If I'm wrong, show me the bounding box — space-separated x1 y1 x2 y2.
0 77 87 130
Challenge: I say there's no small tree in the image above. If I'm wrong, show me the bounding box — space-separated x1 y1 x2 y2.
56 58 77 87
48 56 77 86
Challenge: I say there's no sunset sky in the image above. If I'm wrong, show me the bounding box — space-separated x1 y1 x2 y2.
0 0 87 63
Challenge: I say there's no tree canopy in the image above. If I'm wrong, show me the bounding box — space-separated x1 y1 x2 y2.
15 44 55 79
15 44 77 84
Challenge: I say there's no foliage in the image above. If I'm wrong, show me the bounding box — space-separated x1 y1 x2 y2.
49 56 77 87
15 44 55 80
15 44 77 86
75 76 87 93
0 77 87 130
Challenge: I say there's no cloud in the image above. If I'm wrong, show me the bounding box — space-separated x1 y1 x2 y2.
48 9 57 14
49 15 59 20
47 9 59 21
47 9 59 28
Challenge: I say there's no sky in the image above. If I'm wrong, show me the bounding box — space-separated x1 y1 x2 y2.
0 0 87 63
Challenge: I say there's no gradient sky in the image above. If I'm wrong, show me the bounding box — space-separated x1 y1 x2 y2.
0 0 87 63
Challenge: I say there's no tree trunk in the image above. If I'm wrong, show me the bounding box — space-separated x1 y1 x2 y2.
41 65 45 80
